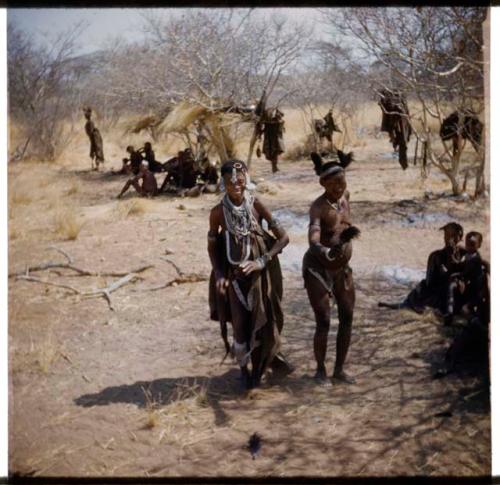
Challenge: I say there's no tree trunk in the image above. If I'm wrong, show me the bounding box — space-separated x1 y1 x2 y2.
474 164 486 197
450 175 461 196
246 125 259 172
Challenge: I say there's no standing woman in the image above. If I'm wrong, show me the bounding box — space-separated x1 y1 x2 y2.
83 107 105 171
303 152 359 385
260 109 285 173
208 160 291 389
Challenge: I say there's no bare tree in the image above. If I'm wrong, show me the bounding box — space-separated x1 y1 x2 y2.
89 9 309 168
139 10 308 107
8 22 88 161
319 7 487 197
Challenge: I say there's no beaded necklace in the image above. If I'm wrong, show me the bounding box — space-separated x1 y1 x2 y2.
222 192 257 265
326 195 343 212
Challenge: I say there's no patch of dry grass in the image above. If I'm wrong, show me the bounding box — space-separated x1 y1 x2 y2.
11 331 63 375
283 133 316 161
9 185 33 206
140 380 211 433
142 386 162 430
115 198 153 219
53 207 84 240
66 182 79 196
35 332 62 374
43 188 63 210
9 223 22 241
256 181 280 195
35 173 53 189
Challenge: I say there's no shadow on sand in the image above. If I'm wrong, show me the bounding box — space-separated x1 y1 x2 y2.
74 368 319 427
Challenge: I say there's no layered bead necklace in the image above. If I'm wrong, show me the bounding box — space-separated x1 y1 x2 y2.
222 192 256 265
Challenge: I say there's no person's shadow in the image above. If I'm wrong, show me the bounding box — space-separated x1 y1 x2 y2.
74 369 246 427
74 367 316 428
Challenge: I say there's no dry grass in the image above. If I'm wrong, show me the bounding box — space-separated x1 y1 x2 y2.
281 104 365 158
126 114 162 135
44 188 64 210
9 185 33 206
140 380 211 433
9 224 22 241
66 182 79 196
35 173 54 189
11 331 63 375
53 207 84 240
35 332 62 374
142 386 162 430
282 133 316 161
160 101 207 134
115 198 153 219
256 180 280 195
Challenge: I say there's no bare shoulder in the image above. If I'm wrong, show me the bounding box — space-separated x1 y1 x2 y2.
344 190 351 201
308 195 326 223
209 202 223 229
253 196 273 220
210 202 223 217
310 194 326 213
253 196 268 212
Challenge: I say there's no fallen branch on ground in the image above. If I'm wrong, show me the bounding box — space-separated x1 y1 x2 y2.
16 271 144 311
16 275 81 294
9 246 153 278
133 256 208 292
80 273 143 310
160 256 185 276
134 274 209 292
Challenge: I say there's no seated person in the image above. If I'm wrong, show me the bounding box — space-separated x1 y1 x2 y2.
124 145 144 175
434 268 489 379
117 160 158 198
159 148 203 194
379 222 465 316
140 142 166 173
179 148 200 189
446 231 488 321
198 156 219 193
159 152 182 192
112 157 132 176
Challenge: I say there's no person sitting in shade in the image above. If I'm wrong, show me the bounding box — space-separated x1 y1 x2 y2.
117 160 158 198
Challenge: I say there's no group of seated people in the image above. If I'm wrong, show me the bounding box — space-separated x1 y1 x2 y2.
379 222 490 378
117 143 219 199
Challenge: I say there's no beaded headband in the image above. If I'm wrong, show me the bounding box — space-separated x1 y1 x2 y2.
319 165 344 180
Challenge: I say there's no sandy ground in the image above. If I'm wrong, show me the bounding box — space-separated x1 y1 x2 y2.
8 129 490 477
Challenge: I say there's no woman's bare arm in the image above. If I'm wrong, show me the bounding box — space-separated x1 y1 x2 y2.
207 206 224 279
254 197 289 260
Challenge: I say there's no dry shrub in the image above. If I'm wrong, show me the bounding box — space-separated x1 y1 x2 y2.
115 198 152 219
53 207 84 240
283 134 316 161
